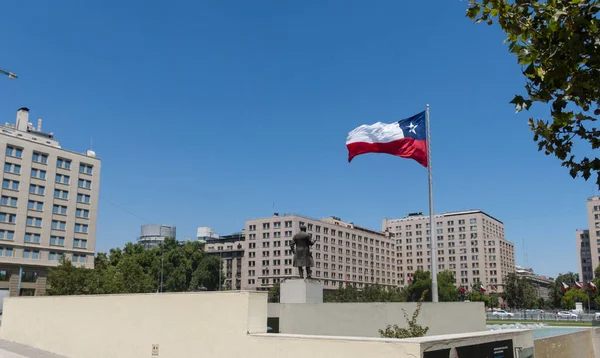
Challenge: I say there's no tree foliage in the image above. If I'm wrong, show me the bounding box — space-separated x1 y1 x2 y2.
468 0 600 187
324 284 405 302
549 272 579 308
47 238 223 295
379 290 430 339
562 288 588 309
501 273 537 309
403 270 462 302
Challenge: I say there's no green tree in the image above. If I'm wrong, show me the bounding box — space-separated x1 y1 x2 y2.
468 0 600 187
324 284 405 303
501 273 537 309
47 238 222 295
549 272 579 308
47 258 97 295
562 288 588 309
402 270 459 302
379 290 429 338
268 284 280 303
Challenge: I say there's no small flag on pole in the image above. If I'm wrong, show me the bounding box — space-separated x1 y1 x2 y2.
561 282 569 291
459 286 467 293
480 284 487 293
574 282 583 290
346 111 427 166
589 282 598 291
491 285 497 292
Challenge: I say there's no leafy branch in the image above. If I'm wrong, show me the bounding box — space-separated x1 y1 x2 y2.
379 289 430 338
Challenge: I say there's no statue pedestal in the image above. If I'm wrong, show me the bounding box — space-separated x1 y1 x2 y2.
280 279 323 304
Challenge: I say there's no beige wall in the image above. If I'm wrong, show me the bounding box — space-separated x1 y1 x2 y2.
534 328 598 358
0 291 532 358
271 301 485 337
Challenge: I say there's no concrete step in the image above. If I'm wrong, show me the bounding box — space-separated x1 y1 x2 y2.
0 340 67 358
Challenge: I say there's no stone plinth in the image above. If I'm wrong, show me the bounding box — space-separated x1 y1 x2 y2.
280 279 323 304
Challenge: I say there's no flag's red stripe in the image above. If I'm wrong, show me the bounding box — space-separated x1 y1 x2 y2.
347 138 428 167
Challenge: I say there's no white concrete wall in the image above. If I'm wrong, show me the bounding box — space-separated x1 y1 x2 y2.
0 291 527 358
271 301 485 337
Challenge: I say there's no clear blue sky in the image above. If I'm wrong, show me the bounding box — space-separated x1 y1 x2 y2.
0 1 596 278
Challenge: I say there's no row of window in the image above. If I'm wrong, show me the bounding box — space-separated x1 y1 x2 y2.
1 180 92 202
0 229 87 248
3 167 93 189
0 246 87 262
0 214 89 232
6 146 94 175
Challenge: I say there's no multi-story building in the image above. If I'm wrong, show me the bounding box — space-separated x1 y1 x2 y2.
382 210 515 292
577 196 600 281
576 229 592 282
515 265 553 301
0 107 101 296
241 214 397 291
205 231 244 290
138 224 176 249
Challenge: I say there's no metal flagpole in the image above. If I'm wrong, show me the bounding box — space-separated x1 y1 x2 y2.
425 104 439 303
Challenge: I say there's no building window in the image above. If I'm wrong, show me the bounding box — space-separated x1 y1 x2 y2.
24 233 41 244
54 189 69 200
50 236 65 246
75 178 91 190
32 152 48 164
72 254 86 263
23 249 39 259
21 271 37 283
75 208 89 218
5 146 22 159
51 220 66 230
4 162 21 174
27 200 43 211
75 223 88 233
2 179 19 190
73 238 88 248
470 226 477 231
29 184 45 195
77 193 90 203
26 216 42 227
56 158 71 169
55 174 70 185
30 168 46 179
1 196 17 207
79 163 93 175
49 252 64 261
0 230 14 240
0 212 16 224
52 204 67 215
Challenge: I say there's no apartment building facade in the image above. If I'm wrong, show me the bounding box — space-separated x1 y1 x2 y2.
577 196 600 281
0 108 101 296
382 210 515 292
241 214 397 291
205 231 244 290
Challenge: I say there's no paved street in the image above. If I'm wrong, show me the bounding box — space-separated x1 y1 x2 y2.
0 340 66 358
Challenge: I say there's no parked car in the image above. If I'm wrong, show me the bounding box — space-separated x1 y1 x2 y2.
557 311 579 319
492 310 514 318
594 312 600 320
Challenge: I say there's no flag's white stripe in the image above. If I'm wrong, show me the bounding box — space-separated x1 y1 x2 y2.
346 122 405 145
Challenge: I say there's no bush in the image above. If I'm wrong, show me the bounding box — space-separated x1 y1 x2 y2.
379 290 429 338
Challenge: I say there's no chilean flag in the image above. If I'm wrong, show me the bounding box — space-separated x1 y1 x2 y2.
459 286 467 293
561 282 569 291
346 111 428 166
480 284 487 293
589 282 598 291
574 282 583 290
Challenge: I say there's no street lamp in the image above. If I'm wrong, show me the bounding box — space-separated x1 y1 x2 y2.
0 68 17 80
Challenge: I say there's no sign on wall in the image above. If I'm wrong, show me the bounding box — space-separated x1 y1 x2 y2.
423 339 514 358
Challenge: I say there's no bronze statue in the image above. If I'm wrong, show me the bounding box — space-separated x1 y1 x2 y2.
289 225 315 278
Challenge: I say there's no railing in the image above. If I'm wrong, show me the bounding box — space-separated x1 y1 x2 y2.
486 311 598 322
